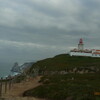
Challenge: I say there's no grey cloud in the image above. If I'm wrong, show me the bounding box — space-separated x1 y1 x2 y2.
0 0 100 63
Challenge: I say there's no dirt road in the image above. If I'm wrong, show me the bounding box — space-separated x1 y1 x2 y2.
1 76 44 100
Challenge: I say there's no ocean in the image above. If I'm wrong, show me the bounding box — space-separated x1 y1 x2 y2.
0 62 13 78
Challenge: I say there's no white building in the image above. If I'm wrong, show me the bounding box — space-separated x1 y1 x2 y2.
70 38 100 57
92 49 100 57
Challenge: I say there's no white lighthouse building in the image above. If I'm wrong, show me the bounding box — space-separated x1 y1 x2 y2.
70 38 100 57
78 38 84 51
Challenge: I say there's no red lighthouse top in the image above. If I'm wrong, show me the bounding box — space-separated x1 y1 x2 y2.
79 38 83 44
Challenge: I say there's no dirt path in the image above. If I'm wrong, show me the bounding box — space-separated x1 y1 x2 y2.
2 76 44 100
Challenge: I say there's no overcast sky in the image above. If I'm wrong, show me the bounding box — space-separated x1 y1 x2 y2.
0 0 100 63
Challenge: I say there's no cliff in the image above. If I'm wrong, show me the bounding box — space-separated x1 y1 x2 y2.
29 54 100 75
23 54 100 100
11 62 34 74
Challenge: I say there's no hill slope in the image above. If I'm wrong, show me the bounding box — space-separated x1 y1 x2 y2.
4 76 42 99
29 54 100 74
23 54 100 100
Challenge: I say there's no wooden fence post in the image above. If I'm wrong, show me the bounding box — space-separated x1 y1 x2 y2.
5 78 7 93
0 83 1 97
8 79 12 90
0 78 3 97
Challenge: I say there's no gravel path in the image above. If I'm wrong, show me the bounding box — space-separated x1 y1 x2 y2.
1 76 44 100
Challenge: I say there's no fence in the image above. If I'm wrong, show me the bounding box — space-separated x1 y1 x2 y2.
0 77 14 98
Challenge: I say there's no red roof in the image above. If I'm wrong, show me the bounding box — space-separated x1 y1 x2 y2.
93 52 100 54
96 50 100 51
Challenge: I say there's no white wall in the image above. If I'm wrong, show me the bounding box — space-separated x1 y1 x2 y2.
70 52 92 57
92 54 100 57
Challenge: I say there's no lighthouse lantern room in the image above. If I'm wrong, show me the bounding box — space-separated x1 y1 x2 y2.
78 38 84 51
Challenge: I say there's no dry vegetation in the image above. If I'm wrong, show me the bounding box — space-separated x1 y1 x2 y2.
1 76 43 100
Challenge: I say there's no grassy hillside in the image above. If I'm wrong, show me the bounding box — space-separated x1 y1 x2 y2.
29 54 100 72
23 74 100 100
24 54 100 100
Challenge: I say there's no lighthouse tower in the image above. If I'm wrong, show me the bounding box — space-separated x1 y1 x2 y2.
78 38 84 51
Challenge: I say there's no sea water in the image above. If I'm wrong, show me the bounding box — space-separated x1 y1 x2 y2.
0 62 13 78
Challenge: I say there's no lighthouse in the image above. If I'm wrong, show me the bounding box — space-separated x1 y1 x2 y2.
70 38 100 57
78 38 84 51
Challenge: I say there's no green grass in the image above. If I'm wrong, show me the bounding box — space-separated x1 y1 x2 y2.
24 54 100 100
23 74 100 100
29 54 100 73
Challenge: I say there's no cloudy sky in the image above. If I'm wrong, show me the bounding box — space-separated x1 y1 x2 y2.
0 0 100 63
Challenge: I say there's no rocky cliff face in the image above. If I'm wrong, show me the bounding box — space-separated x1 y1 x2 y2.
11 62 34 74
11 62 20 72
